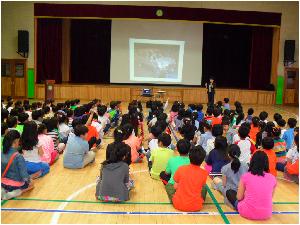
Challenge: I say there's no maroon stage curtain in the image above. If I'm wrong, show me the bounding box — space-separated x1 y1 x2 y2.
37 19 62 84
248 27 273 90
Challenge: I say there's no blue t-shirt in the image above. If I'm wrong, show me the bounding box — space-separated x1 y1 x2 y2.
197 111 204 122
282 128 295 150
206 148 230 173
63 136 89 169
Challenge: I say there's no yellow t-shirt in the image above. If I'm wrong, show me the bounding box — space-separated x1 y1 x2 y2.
150 147 174 180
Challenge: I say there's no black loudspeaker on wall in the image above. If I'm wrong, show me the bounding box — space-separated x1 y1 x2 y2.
284 40 295 66
17 30 29 58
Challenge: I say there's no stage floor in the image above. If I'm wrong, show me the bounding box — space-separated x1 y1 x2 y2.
1 104 299 224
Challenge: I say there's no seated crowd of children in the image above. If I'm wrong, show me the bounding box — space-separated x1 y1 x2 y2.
1 96 299 221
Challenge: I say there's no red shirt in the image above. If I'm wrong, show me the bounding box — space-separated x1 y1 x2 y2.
211 117 222 126
249 125 259 142
86 125 99 142
173 164 208 212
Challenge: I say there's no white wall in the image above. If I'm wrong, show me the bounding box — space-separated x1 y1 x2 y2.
1 1 299 75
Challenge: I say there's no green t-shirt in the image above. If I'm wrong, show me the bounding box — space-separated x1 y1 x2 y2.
108 109 117 120
166 156 190 184
15 124 24 134
1 136 4 151
150 147 174 180
70 105 77 110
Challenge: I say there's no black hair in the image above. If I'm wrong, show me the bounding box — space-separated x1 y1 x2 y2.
259 111 268 121
238 126 250 139
213 107 221 117
262 137 274 150
7 96 13 102
21 121 38 150
249 151 269 176
6 101 13 109
64 108 74 117
212 124 223 137
287 118 297 128
43 106 50 114
18 112 29 124
1 108 9 122
24 104 30 111
196 104 203 111
247 108 254 115
71 118 82 128
203 121 212 131
7 116 18 128
38 123 47 135
122 123 134 140
158 133 171 147
74 125 88 136
150 125 163 138
271 127 281 138
10 108 19 117
224 98 229 103
113 127 125 143
214 136 228 159
171 103 179 112
222 117 230 126
103 142 131 166
3 130 20 154
265 121 275 137
236 112 245 125
277 118 286 127
206 107 213 116
58 113 68 124
1 122 8 136
97 105 107 117
44 117 58 131
228 144 241 173
176 139 191 155
273 113 282 122
81 114 89 124
179 123 196 141
32 110 44 120
189 145 206 166
252 116 260 127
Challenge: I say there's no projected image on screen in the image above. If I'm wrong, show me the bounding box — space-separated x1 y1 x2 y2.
129 39 185 82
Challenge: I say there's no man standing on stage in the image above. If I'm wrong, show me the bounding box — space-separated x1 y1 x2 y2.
205 77 215 107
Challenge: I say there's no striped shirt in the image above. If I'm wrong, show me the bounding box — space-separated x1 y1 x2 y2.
47 130 59 150
273 138 287 158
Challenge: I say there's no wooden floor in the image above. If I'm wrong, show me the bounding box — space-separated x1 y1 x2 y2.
1 104 299 224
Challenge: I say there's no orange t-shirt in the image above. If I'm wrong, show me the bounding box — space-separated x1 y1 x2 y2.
254 149 277 177
86 125 99 142
211 117 222 126
173 164 208 212
249 125 259 142
286 159 299 175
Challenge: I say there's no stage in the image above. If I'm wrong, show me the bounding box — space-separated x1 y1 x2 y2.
34 83 275 105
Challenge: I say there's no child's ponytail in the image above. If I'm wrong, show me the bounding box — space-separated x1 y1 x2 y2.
228 144 241 174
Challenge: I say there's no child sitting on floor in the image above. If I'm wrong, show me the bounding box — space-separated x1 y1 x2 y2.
271 127 286 165
245 108 254 123
212 144 248 206
205 136 230 173
284 134 299 183
21 122 50 178
169 146 208 212
95 142 133 202
149 133 174 180
63 125 96 169
160 139 191 185
226 151 276 220
123 123 143 163
282 118 297 150
37 124 59 166
1 130 34 200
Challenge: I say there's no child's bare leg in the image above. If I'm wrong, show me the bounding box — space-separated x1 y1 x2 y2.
213 176 222 185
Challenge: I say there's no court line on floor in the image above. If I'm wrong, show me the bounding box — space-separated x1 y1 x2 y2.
5 197 298 205
2 208 298 216
206 184 230 224
50 169 148 224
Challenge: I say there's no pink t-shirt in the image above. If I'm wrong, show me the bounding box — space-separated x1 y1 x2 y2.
238 172 277 220
38 134 55 164
124 134 142 162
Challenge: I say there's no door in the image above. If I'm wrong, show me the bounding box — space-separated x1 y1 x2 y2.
283 67 299 105
1 59 27 98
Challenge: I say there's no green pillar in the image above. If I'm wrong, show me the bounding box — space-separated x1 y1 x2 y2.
276 76 284 105
27 69 35 98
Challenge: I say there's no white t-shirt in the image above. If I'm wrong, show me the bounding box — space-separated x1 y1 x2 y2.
286 146 299 164
25 111 32 121
59 123 71 140
236 139 251 164
280 129 287 138
149 139 159 152
23 142 42 163
91 121 102 136
206 137 216 154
